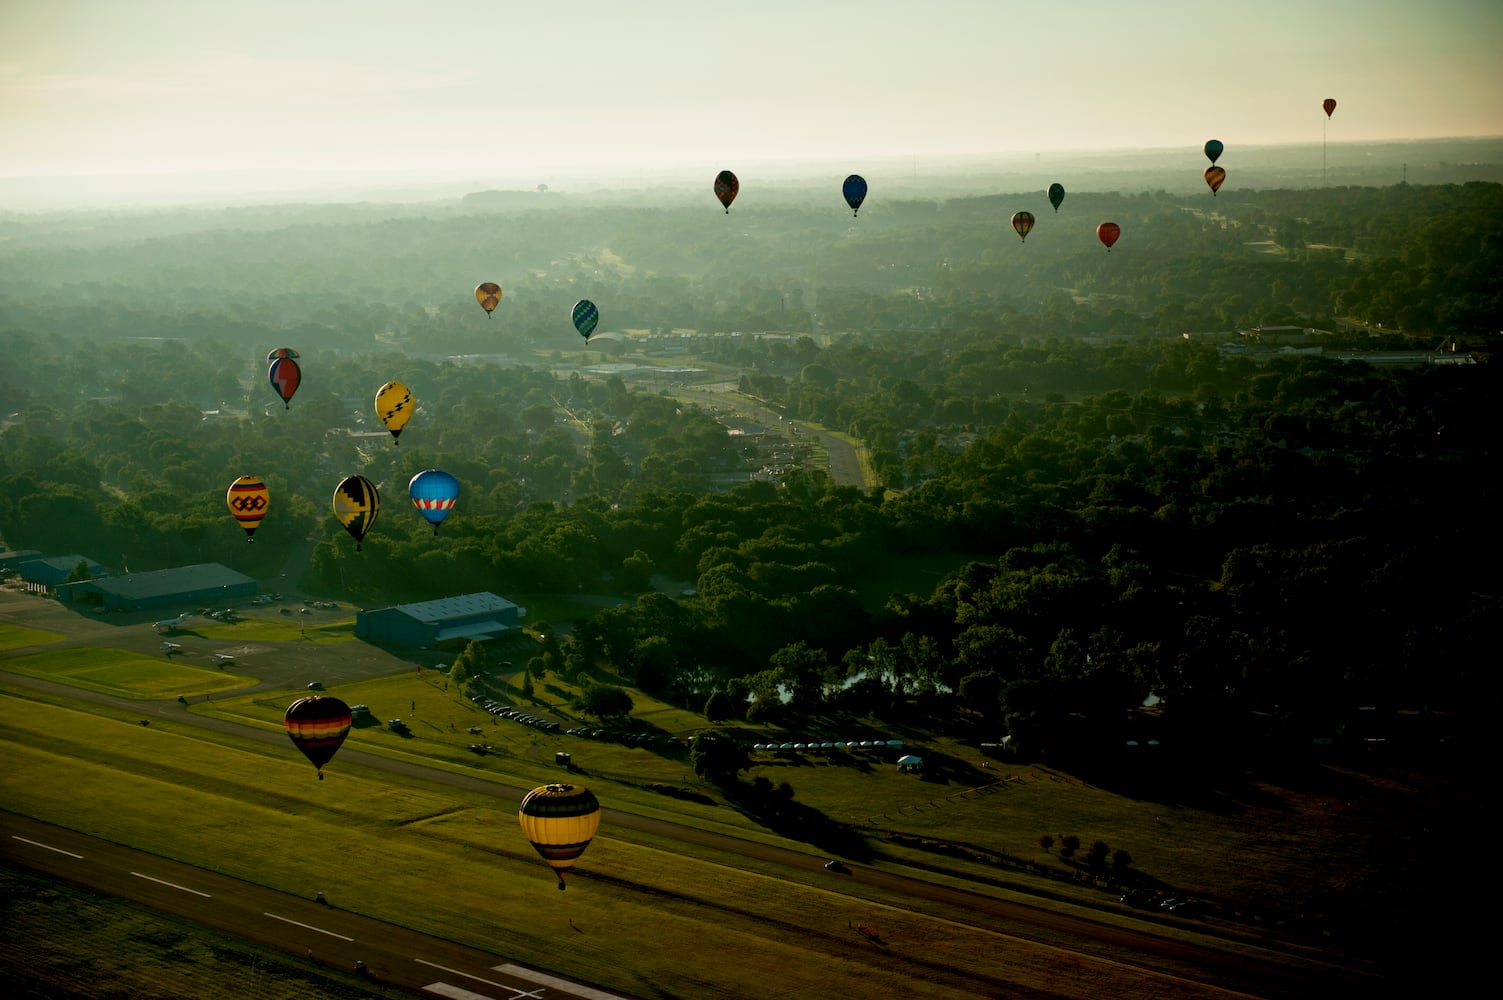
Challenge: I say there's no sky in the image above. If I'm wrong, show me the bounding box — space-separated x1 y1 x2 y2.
3 0 1502 188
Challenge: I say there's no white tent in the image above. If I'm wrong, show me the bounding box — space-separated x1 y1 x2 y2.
896 754 923 772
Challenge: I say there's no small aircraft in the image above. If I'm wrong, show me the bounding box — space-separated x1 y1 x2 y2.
152 613 192 632
210 653 236 664
160 641 183 654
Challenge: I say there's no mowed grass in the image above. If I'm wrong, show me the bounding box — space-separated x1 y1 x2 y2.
60 646 1447 931
0 622 65 650
0 689 1225 1000
3 647 256 699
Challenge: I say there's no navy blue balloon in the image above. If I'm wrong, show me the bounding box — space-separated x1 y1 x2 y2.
842 174 868 216
1204 139 1224 165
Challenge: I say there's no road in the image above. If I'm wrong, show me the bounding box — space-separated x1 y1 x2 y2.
685 383 870 489
1 589 1392 997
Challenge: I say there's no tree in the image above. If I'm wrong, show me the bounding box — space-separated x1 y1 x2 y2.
704 689 737 723
575 682 634 722
689 730 750 785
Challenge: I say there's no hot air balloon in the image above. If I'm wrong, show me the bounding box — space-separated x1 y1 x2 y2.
1047 183 1065 213
268 357 301 410
842 174 867 216
1323 98 1337 118
409 469 459 535
266 347 301 364
1097 221 1121 252
225 475 269 543
285 695 352 780
1010 211 1035 243
475 282 502 317
714 170 739 213
332 475 380 551
1204 165 1226 196
1204 139 1224 165
572 299 599 343
518 782 601 889
375 381 413 444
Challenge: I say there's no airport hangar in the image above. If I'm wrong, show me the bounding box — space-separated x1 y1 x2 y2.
354 592 521 649
56 562 257 612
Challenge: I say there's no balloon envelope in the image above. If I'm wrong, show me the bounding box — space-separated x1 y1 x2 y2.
375 381 413 442
1097 221 1121 251
1204 139 1224 165
714 170 739 212
284 695 351 779
475 282 502 316
268 357 301 409
332 475 380 551
225 475 269 542
1204 165 1226 195
1047 183 1065 212
266 347 301 364
1323 98 1337 118
842 174 867 216
519 783 601 889
572 299 599 342
1010 211 1035 242
409 469 460 534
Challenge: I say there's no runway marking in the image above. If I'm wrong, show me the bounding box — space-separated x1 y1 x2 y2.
414 960 543 998
498 963 632 1000
12 835 83 859
263 912 353 940
131 871 210 897
423 982 542 1000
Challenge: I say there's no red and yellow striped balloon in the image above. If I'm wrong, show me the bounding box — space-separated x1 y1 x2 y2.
225 475 269 542
284 695 352 780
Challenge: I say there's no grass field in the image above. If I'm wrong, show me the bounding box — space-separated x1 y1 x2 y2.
0 622 64 650
1 625 1448 996
2 647 257 699
2 683 1230 999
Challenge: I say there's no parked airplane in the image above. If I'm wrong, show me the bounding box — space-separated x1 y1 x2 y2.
159 642 183 654
152 613 192 632
210 653 235 664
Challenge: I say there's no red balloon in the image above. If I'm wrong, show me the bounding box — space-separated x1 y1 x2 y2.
1323 98 1337 118
1096 222 1121 251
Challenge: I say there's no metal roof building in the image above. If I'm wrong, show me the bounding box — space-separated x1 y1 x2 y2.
57 562 256 612
355 592 521 648
18 554 105 588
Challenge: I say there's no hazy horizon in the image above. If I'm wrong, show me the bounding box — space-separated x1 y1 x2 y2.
5 0 1502 206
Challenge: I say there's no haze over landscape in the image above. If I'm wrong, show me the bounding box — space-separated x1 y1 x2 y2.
2 3 1500 999
3 0 1501 205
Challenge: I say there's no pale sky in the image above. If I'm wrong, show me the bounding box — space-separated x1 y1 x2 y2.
3 0 1501 183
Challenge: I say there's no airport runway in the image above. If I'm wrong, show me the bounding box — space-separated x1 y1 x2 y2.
2 811 629 999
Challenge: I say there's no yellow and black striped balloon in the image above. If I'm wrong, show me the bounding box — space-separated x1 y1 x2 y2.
332 475 380 551
518 783 601 889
